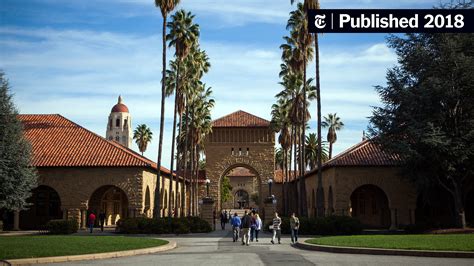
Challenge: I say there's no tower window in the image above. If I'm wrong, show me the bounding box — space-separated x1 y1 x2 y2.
109 136 113 140
246 148 249 156
124 119 128 129
231 148 234 155
116 119 120 127
115 136 119 141
239 148 242 156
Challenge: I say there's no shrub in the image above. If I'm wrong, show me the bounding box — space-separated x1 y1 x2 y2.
46 219 78 234
116 216 210 234
264 215 362 236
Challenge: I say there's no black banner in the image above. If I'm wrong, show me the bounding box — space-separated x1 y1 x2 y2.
307 9 474 33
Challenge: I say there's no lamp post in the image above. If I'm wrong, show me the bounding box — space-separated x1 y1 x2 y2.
205 178 210 197
267 178 273 197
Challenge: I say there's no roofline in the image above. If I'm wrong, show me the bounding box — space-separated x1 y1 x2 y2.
211 110 271 125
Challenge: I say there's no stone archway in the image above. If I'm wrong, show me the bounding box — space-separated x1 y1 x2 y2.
89 185 129 226
234 189 250 209
144 186 151 217
350 184 390 228
20 185 63 229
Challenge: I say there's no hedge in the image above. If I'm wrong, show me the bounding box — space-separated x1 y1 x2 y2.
117 216 212 234
265 215 362 236
46 219 79 234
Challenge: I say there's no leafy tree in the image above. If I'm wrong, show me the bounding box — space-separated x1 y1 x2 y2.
220 176 232 205
369 32 474 228
133 124 153 156
0 72 37 211
322 113 344 159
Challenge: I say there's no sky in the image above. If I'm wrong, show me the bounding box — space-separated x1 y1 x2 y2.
1 0 442 169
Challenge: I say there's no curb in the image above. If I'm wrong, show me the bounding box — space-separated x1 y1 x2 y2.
3 240 176 265
295 242 474 258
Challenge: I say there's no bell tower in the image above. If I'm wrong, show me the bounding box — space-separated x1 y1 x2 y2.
106 95 132 148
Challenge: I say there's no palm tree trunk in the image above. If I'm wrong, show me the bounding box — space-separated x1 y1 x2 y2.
329 142 333 159
300 54 308 217
288 127 293 214
168 63 180 218
153 14 167 219
183 105 191 216
315 33 324 218
281 149 286 216
294 125 299 214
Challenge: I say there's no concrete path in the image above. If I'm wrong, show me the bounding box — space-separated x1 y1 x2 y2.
43 225 474 266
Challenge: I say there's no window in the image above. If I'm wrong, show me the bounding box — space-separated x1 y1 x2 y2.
246 148 249 156
239 148 242 156
231 148 234 155
116 119 120 127
109 136 113 140
115 136 119 141
124 119 128 129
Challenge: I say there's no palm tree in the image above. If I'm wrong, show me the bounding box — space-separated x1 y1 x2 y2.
305 133 328 169
166 9 199 218
154 0 180 219
133 124 153 156
322 113 344 159
290 0 324 218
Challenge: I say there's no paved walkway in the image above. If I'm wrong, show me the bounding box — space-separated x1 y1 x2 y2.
44 225 474 266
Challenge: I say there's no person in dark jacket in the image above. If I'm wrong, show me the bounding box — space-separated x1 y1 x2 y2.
99 211 106 232
220 211 226 230
240 210 251 246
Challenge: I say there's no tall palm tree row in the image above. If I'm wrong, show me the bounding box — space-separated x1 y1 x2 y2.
154 0 180 219
322 113 344 159
305 133 328 169
133 124 153 156
166 9 200 217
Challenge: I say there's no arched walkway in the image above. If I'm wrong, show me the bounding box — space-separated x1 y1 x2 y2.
89 185 128 226
219 164 262 211
144 186 151 217
20 185 63 229
350 184 390 228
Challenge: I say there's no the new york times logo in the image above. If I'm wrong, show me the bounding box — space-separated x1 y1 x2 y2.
308 9 473 33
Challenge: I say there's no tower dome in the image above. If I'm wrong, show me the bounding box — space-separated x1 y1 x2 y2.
106 95 132 148
111 95 129 113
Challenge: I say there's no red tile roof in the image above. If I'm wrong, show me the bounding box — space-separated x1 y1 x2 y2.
212 110 270 128
18 114 172 174
227 167 255 177
305 139 401 177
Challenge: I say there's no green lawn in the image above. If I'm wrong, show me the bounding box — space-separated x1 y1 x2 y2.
0 235 168 260
306 234 474 251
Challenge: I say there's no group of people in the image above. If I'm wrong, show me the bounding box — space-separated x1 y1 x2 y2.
87 211 106 233
228 211 300 245
229 210 262 245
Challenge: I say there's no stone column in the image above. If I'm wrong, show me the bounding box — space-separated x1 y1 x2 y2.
81 210 87 229
201 197 215 231
13 210 20 231
390 208 397 230
63 209 68 220
263 197 276 225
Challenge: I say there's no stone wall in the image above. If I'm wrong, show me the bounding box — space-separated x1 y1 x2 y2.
204 127 275 211
304 166 417 228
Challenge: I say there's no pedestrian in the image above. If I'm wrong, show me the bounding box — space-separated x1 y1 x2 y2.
224 210 228 228
99 211 106 232
250 212 257 242
290 212 300 243
271 212 281 244
88 211 96 233
230 212 241 242
241 210 251 246
220 211 226 230
255 213 262 242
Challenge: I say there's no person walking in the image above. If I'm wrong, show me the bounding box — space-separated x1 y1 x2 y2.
88 211 96 233
220 211 226 230
240 210 251 246
255 213 262 242
271 212 281 244
290 212 300 243
250 212 257 242
230 212 241 242
99 211 106 232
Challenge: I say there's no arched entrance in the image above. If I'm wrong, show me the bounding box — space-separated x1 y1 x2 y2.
350 184 390 228
219 164 262 211
234 190 250 209
89 185 128 226
144 186 151 217
20 185 63 229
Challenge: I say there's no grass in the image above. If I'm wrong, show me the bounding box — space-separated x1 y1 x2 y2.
306 234 474 252
0 235 168 260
